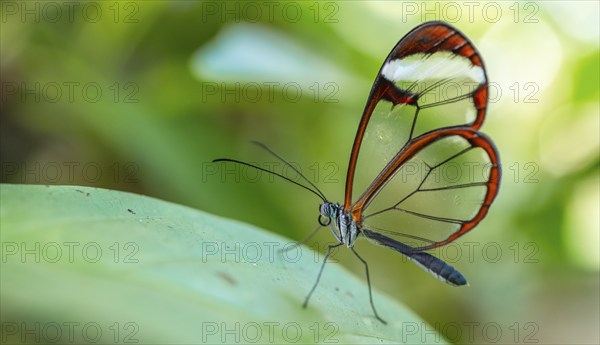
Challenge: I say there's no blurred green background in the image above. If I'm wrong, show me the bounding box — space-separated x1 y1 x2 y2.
1 1 598 343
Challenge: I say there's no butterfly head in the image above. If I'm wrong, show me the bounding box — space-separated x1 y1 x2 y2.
318 202 336 227
318 202 358 247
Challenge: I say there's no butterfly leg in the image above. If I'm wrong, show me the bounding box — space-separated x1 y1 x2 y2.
350 247 387 324
303 243 343 308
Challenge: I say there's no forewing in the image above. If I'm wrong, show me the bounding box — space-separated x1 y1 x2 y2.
344 21 489 211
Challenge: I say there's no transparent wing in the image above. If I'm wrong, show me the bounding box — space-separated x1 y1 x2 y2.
344 22 499 251
344 21 489 211
358 129 500 251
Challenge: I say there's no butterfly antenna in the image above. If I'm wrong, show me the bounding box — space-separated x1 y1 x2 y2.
251 141 328 201
212 157 327 203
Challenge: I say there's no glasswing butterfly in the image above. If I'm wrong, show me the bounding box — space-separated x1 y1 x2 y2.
214 21 501 324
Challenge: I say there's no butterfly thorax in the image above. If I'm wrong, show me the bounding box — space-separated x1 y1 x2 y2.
320 202 359 248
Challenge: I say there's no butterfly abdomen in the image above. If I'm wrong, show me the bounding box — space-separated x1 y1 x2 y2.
362 229 467 286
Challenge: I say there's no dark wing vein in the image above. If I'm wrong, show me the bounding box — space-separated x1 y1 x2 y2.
393 208 466 224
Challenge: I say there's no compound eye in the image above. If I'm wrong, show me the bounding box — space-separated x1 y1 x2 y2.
318 203 327 216
318 214 331 227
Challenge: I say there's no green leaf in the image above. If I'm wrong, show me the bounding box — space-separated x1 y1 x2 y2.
1 184 443 344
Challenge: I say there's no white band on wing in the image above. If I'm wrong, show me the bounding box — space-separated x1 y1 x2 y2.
381 52 485 85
